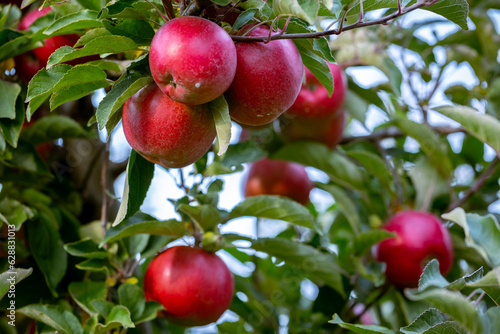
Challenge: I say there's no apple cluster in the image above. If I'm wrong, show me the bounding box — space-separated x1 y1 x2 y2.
123 16 305 169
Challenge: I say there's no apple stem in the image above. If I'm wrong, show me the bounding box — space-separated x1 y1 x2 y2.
144 0 170 22
356 0 364 23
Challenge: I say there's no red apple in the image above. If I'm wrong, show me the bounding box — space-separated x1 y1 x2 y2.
144 246 234 327
122 82 216 169
280 109 346 149
373 210 454 288
244 158 313 205
225 24 304 126
287 63 347 118
149 16 237 105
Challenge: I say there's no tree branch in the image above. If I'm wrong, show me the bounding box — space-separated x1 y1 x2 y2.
340 126 465 144
447 157 499 212
231 0 438 42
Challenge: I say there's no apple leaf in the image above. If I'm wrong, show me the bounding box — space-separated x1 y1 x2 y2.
434 105 500 155
17 304 83 334
0 197 35 230
274 142 366 190
74 0 103 11
229 195 316 230
103 217 186 245
395 118 453 178
134 301 164 324
178 204 222 232
75 259 109 274
96 74 153 131
295 43 334 96
442 208 500 268
347 150 395 195
0 29 40 62
112 150 155 227
232 8 259 30
319 184 361 235
405 288 484 334
273 0 320 25
400 308 446 334
0 95 24 148
466 269 500 306
102 18 155 45
417 259 451 293
209 95 231 156
64 238 109 259
94 305 135 333
68 281 107 316
0 79 20 119
46 35 138 68
204 140 266 176
408 156 449 212
118 283 145 322
27 65 108 120
22 115 89 145
50 81 111 110
43 10 103 36
0 267 33 300
486 307 500 333
329 314 395 333
352 229 394 255
26 213 67 297
252 238 345 297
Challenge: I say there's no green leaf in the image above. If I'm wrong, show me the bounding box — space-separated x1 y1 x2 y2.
232 8 259 30
204 140 266 176
401 308 445 334
320 184 361 235
395 118 453 178
102 18 155 45
274 142 366 190
0 268 32 300
352 230 394 255
486 307 500 333
408 156 449 211
466 269 500 305
68 281 107 315
134 301 164 324
103 217 186 245
25 64 71 120
329 314 395 333
47 35 138 68
0 80 20 119
230 195 316 230
95 305 135 333
252 238 345 297
22 115 89 145
26 213 67 297
273 0 320 24
0 198 35 229
75 258 109 274
50 81 111 110
96 75 153 130
64 238 108 259
17 304 83 334
417 259 451 293
405 289 484 334
0 29 39 62
118 283 145 322
295 42 334 96
434 105 500 155
442 208 500 268
112 150 155 227
347 150 395 195
43 10 103 35
0 95 24 148
209 95 231 156
178 204 221 232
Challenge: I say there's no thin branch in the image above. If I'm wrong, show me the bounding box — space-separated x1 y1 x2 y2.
340 126 466 144
100 139 111 245
215 1 242 24
231 0 437 42
447 157 499 212
377 140 404 209
144 0 169 22
162 0 176 20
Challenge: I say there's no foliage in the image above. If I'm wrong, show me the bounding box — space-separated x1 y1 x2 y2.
0 0 499 333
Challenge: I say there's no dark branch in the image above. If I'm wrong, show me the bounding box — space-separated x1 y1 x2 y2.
231 0 437 42
447 157 499 212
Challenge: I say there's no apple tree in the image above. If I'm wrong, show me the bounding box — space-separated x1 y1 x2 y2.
1 0 500 333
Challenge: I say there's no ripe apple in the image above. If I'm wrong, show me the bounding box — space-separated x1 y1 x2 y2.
144 245 234 327
149 16 237 105
373 210 454 288
244 158 313 205
14 7 97 83
280 109 346 149
122 82 216 169
224 24 304 126
286 62 347 118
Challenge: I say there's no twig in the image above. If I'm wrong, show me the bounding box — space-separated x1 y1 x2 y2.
100 139 111 244
340 126 466 144
231 0 438 42
447 157 499 212
215 1 242 24
377 140 403 210
144 0 169 22
162 0 176 20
